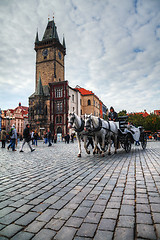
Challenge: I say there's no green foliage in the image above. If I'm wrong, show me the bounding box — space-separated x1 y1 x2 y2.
128 113 160 132
118 110 127 116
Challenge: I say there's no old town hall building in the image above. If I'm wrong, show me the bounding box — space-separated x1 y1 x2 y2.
29 18 68 137
29 18 107 137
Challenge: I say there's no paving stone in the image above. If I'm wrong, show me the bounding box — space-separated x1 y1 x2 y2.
0 224 23 238
114 227 134 240
137 224 156 239
45 218 65 230
94 230 113 240
25 220 46 233
103 208 119 219
136 204 150 213
0 211 24 225
76 223 97 238
15 212 39 226
91 204 105 213
73 206 90 218
98 219 116 231
136 213 152 224
31 203 50 213
54 226 77 240
65 217 83 228
36 208 57 222
155 224 160 239
84 212 101 224
150 204 160 212
0 207 15 218
117 215 135 228
31 229 56 240
152 212 160 223
10 231 34 240
54 208 74 220
120 205 134 216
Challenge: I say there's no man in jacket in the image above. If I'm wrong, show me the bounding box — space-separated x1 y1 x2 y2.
108 107 118 122
20 124 35 152
7 124 17 151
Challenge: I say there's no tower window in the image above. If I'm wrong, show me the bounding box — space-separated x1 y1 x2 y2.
72 95 74 102
55 88 63 98
88 99 91 105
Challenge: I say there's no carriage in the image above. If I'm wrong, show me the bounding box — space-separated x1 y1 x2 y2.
117 116 147 153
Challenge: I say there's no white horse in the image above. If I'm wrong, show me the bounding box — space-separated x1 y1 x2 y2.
84 114 118 156
68 113 90 157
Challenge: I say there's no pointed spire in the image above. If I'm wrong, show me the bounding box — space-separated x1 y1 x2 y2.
35 29 39 43
63 35 66 49
35 74 43 95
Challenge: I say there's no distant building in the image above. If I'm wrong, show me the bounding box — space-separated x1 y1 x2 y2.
1 103 28 135
129 110 149 118
154 110 160 116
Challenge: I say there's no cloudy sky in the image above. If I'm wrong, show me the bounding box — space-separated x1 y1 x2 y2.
0 0 160 113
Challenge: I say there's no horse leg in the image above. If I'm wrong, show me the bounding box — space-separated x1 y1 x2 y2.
77 134 81 157
84 136 90 154
101 136 105 157
114 135 117 154
108 135 111 155
93 135 98 155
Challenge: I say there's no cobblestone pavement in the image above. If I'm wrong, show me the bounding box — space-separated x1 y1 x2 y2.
0 140 160 240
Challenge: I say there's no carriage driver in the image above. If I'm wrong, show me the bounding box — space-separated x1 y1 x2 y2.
108 107 118 122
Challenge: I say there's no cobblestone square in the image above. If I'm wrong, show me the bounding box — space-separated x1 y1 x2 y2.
0 141 160 239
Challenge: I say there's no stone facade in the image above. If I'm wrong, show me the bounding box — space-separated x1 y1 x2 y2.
29 19 66 136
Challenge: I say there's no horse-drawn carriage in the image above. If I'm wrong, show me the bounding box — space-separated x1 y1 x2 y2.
117 116 147 153
68 113 147 157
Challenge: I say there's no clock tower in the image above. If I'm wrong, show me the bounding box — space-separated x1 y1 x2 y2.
35 18 66 87
29 18 67 136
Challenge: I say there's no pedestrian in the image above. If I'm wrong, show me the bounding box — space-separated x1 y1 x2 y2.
31 130 35 145
20 124 35 152
108 107 118 122
34 130 38 146
43 131 48 144
47 129 52 146
71 133 74 143
66 133 70 144
1 127 7 148
7 124 17 151
54 134 57 143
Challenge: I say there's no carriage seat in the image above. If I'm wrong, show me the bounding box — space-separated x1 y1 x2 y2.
118 116 128 132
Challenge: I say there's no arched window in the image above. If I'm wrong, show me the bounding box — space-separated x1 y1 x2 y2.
45 105 47 115
88 99 91 105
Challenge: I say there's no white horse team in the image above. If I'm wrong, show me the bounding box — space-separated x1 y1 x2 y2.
68 112 118 157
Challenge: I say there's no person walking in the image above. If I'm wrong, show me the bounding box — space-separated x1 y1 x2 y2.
66 133 70 144
31 130 35 145
7 124 17 151
34 130 38 146
54 134 57 143
1 127 7 148
20 124 35 152
47 129 52 147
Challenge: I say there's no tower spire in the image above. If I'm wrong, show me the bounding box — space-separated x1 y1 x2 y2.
35 29 39 43
35 73 43 95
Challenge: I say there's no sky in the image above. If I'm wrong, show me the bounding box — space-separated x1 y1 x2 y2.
0 0 160 113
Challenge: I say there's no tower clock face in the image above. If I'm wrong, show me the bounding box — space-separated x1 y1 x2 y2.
42 49 48 57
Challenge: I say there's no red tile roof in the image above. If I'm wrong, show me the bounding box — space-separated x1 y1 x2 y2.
75 87 94 95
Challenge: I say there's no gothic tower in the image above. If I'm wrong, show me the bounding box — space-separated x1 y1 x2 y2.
29 18 66 135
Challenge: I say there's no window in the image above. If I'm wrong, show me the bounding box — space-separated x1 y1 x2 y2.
57 101 63 112
81 110 82 115
55 88 63 98
88 99 91 105
72 94 74 102
56 116 62 123
73 107 75 112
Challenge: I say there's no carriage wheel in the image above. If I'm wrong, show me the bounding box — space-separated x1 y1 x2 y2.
141 132 147 149
124 135 131 153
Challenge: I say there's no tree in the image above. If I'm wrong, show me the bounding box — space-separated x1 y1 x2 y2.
118 110 127 116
